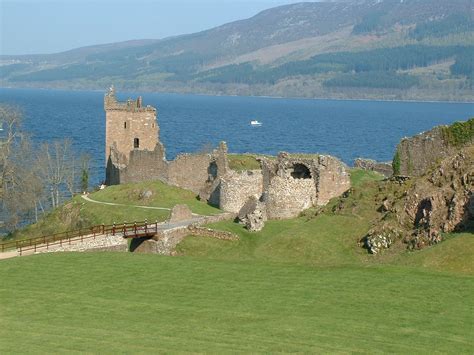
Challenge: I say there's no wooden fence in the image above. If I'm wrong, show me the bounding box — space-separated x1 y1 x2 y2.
0 220 160 255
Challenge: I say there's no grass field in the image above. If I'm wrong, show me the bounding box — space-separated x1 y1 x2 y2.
0 253 472 353
1 169 472 352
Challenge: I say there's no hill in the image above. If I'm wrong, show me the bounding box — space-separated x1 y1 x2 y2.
1 0 473 101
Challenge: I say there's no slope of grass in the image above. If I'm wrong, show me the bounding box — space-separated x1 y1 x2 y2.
394 232 474 274
0 253 472 353
8 180 220 241
91 180 220 216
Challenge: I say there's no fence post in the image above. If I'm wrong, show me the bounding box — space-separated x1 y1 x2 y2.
145 219 148 234
134 221 137 236
112 223 116 236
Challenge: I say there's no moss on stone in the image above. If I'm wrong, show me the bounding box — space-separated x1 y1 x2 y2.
228 154 261 171
441 118 474 147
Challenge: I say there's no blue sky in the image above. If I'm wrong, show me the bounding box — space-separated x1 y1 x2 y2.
1 0 312 55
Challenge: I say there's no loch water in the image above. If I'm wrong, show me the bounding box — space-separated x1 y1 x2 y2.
1 88 473 186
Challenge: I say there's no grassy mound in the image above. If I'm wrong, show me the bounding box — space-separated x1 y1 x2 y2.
9 180 220 240
0 253 472 353
90 180 220 216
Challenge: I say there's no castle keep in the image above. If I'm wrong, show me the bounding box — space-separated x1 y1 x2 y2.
105 89 351 225
105 86 158 166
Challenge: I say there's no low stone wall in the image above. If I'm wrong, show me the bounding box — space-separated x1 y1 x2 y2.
132 224 239 255
187 225 239 241
38 234 128 253
201 212 237 224
354 158 393 177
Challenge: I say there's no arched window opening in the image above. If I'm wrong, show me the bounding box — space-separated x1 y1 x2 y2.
134 138 140 148
124 122 127 129
290 163 311 179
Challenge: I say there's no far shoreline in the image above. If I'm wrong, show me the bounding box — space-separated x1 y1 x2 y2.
1 85 474 105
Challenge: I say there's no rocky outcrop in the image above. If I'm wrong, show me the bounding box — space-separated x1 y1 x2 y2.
354 158 393 177
398 147 473 249
361 146 473 253
362 224 403 254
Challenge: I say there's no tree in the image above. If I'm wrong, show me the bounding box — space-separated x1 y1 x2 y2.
80 154 90 193
37 139 75 209
0 105 45 227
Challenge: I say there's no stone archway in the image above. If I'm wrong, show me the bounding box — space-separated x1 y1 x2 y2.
290 163 311 179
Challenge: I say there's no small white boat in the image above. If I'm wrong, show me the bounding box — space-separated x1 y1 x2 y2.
250 120 262 126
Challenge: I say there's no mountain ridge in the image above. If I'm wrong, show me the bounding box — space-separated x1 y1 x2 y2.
1 0 473 101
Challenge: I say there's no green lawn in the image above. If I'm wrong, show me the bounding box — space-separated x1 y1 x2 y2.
90 180 221 216
0 253 472 353
1 169 473 352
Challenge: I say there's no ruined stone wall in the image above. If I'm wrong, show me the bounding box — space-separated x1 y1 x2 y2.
260 153 350 219
107 144 168 185
219 170 263 213
394 126 455 177
167 153 215 194
264 176 317 219
317 155 351 206
38 234 128 253
394 118 474 177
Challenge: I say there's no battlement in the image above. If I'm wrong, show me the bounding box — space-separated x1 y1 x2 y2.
104 86 156 113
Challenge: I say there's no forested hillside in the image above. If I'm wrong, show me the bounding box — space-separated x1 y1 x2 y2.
1 0 473 101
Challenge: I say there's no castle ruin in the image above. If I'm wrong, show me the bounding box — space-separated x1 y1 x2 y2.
105 88 351 224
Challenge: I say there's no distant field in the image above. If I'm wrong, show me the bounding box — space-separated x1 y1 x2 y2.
0 253 472 353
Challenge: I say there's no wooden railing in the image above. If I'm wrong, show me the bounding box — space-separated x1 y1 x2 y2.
0 220 160 255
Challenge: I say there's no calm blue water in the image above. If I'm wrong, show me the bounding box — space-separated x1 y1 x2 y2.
1 88 473 186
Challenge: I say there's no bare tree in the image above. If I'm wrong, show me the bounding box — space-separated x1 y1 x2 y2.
37 139 74 209
0 105 88 230
0 105 46 227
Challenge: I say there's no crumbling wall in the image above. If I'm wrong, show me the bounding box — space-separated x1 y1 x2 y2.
219 170 263 213
394 119 473 177
394 127 453 177
107 143 168 185
354 158 393 177
261 153 350 219
167 153 215 194
264 175 316 219
317 155 351 206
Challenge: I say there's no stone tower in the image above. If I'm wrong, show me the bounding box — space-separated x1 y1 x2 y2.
104 86 158 166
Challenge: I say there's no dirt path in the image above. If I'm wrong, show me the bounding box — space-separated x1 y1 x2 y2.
81 195 171 211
